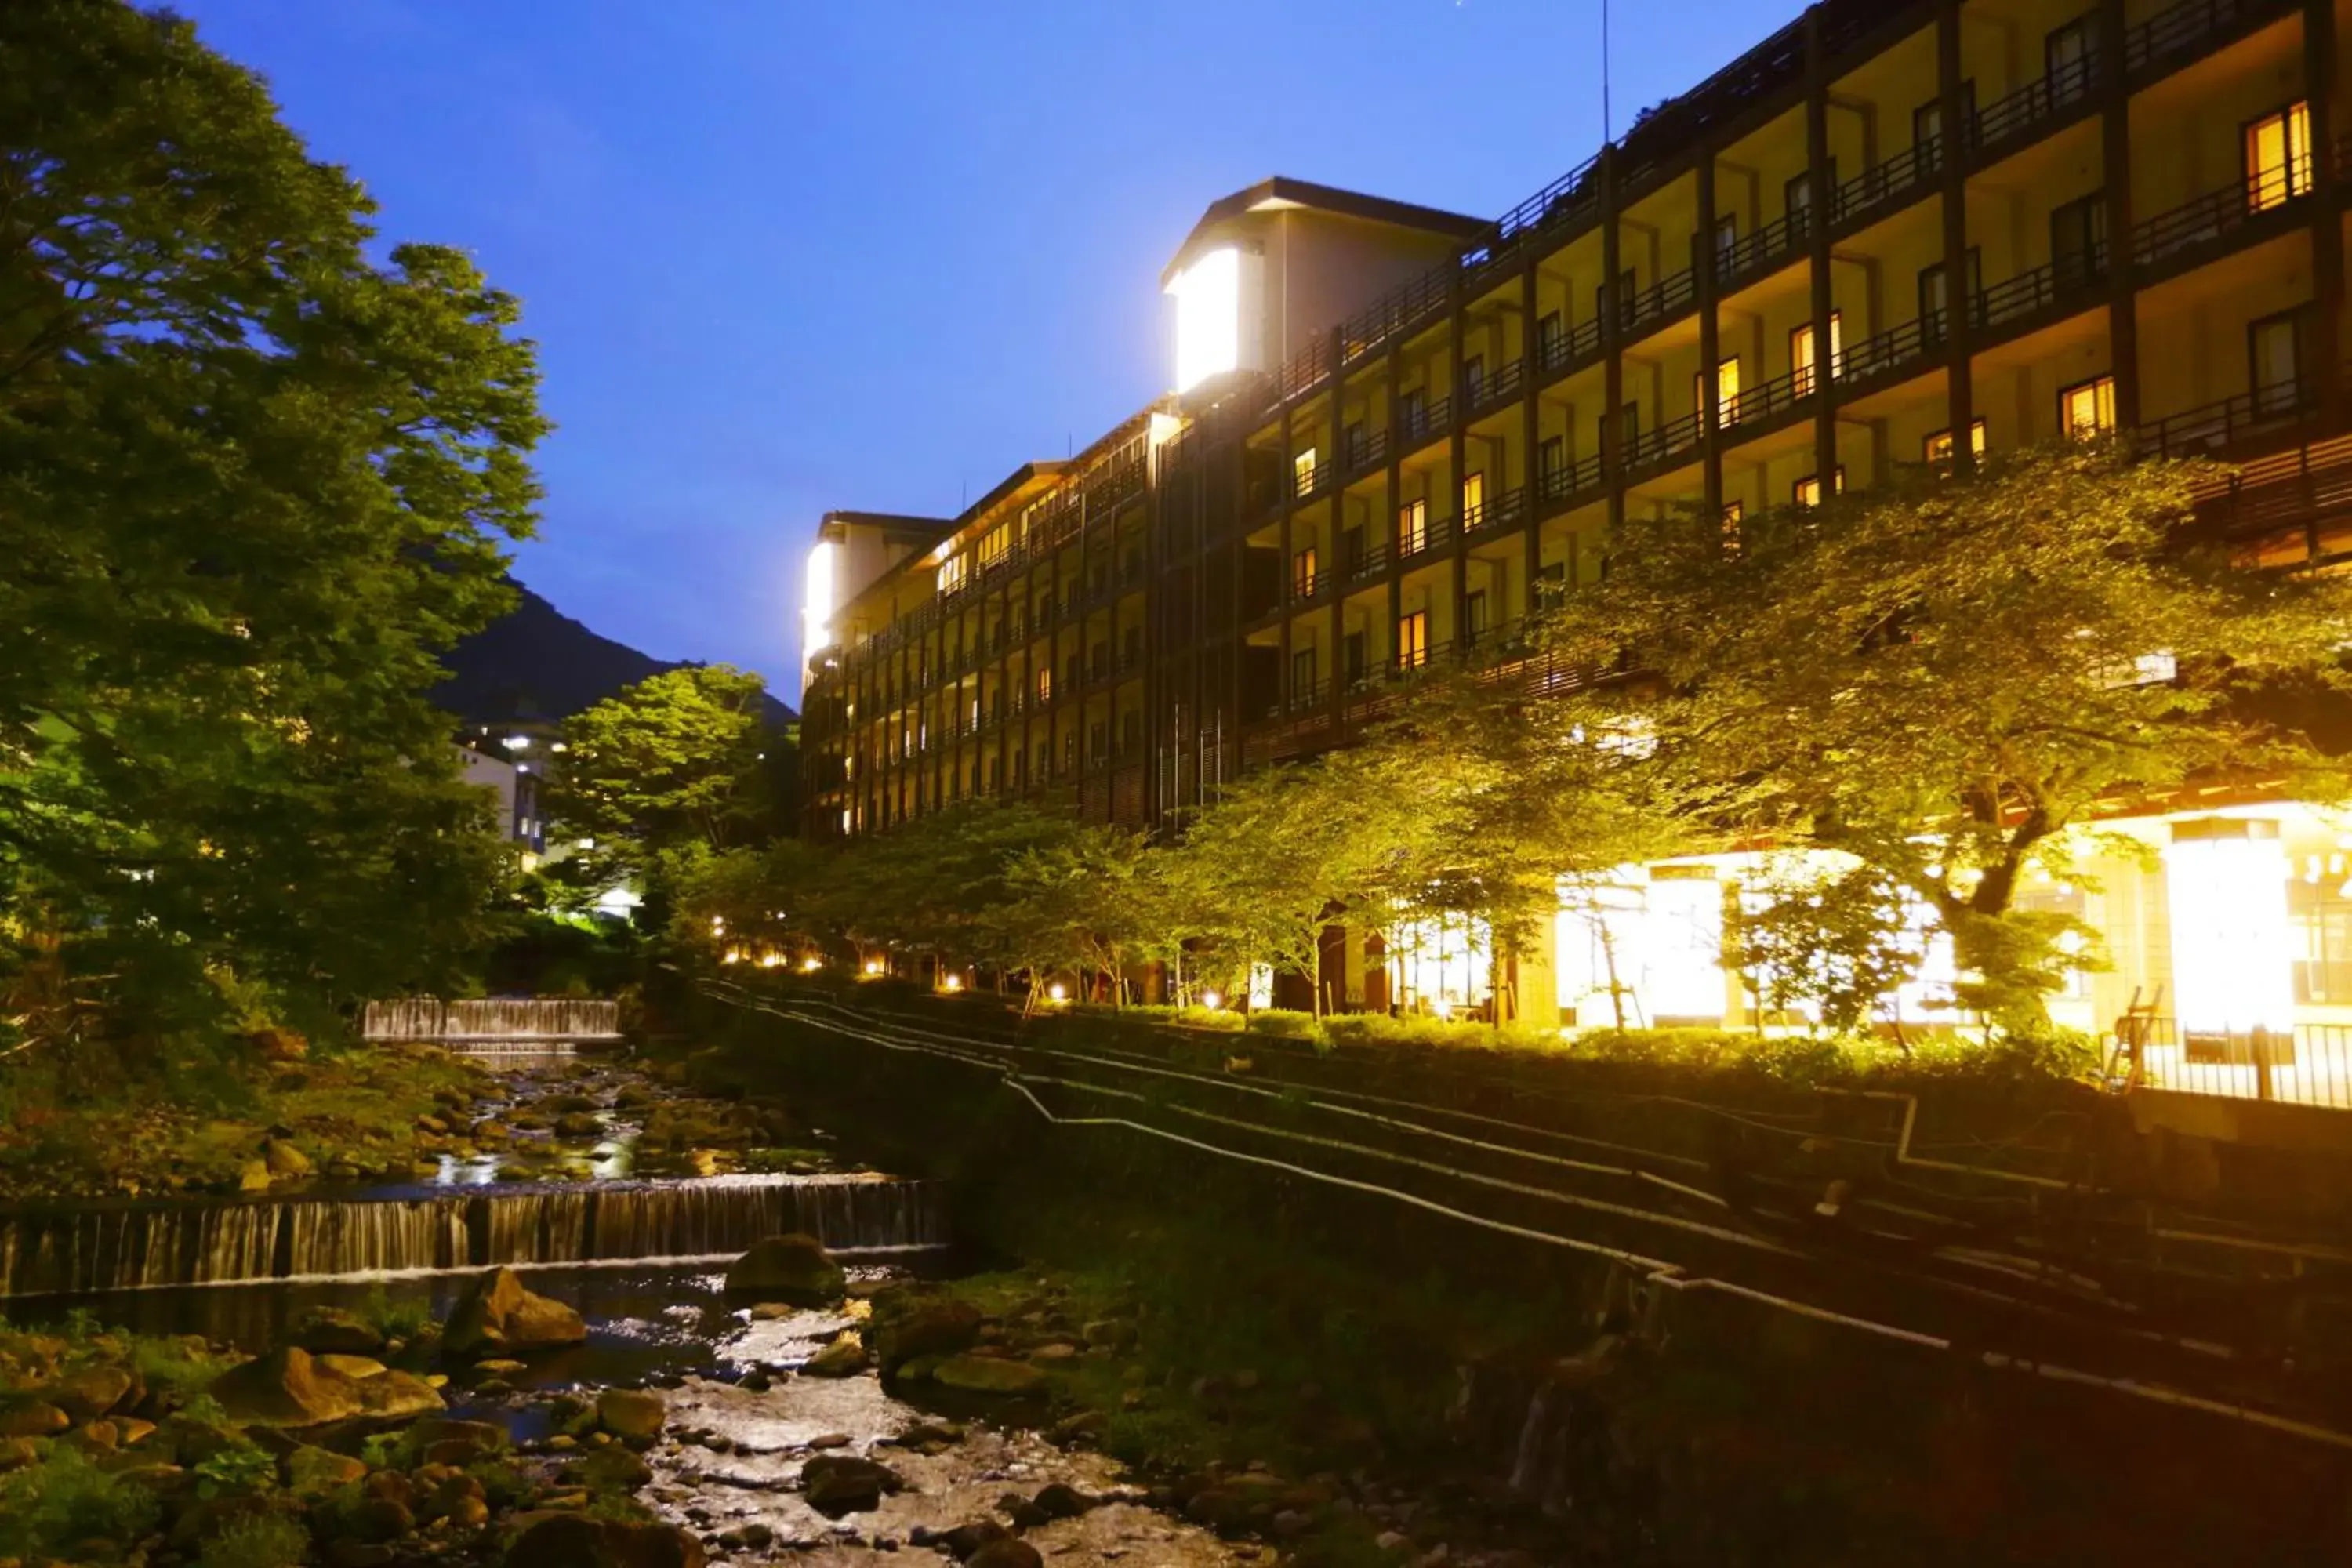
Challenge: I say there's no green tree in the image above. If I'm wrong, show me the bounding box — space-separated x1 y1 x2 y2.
1546 443 2352 1025
0 2 547 1059
550 665 779 918
995 824 1171 1007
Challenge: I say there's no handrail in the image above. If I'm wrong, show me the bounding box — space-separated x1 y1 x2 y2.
1537 315 1605 377
1620 267 1697 337
1538 452 1606 507
1842 315 1937 387
1467 358 1526 414
1343 426 1392 477
1969 49 2101 155
2125 0 2297 78
1831 135 1943 230
2132 157 2312 270
1624 409 1704 473
2136 377 2318 459
1396 393 1454 449
1723 364 1816 432
1716 209 1809 292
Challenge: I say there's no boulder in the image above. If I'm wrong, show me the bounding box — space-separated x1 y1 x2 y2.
265 1140 313 1178
873 1294 984 1370
802 1334 869 1378
406 1417 506 1456
722 1234 844 1305
595 1388 666 1440
444 1267 587 1359
505 1514 705 1568
966 1542 1045 1568
285 1443 368 1494
207 1346 362 1427
0 1435 41 1469
931 1355 1046 1396
800 1453 903 1515
1032 1482 1094 1519
1080 1319 1137 1349
238 1160 273 1193
46 1364 136 1421
354 1369 444 1419
315 1354 387 1381
574 1443 652 1490
554 1112 603 1138
293 1307 386 1357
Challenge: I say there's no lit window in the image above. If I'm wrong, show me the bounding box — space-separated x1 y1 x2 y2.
1924 418 1988 470
1036 666 1052 703
1461 471 1486 525
1293 545 1319 597
2245 102 2313 213
1397 610 1429 670
1720 500 1744 551
1794 468 1846 506
1399 497 1428 555
1293 446 1319 498
2060 375 2115 440
1790 313 1843 397
1696 356 1741 424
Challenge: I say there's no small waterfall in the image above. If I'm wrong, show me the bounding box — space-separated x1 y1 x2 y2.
361 998 622 1044
0 1175 947 1297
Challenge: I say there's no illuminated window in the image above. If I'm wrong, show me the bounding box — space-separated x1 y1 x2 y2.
1035 666 1052 703
1790 313 1842 397
1461 471 1486 525
1293 446 1319 498
1924 418 1988 470
1720 500 1744 551
2245 102 2312 213
1399 497 1428 554
2060 375 2115 439
1794 468 1846 506
1695 356 1741 424
938 554 967 596
1293 546 1319 597
1397 610 1428 670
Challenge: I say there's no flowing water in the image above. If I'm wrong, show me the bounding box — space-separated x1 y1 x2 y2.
361 997 622 1044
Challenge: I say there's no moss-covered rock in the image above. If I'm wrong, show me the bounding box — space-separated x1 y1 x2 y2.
720 1234 842 1305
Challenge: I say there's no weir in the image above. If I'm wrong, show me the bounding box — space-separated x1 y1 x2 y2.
361 998 623 1046
0 1174 947 1297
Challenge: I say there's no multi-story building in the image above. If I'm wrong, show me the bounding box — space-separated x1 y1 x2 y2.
802 0 2352 1101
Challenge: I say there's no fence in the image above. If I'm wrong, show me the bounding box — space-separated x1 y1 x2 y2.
2114 1016 2352 1110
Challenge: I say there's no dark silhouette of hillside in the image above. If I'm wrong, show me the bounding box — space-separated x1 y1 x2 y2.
435 584 794 730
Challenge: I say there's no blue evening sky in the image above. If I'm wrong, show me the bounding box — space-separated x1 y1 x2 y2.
176 0 1802 703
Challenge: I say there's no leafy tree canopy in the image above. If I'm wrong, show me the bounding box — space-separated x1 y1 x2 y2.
0 1 548 1058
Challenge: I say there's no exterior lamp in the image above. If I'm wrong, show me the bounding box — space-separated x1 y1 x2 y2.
942 974 963 993
1201 990 1222 1010
1047 982 1068 1003
800 956 822 972
862 958 884 977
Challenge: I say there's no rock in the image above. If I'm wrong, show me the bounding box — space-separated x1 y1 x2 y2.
47 1365 136 1421
506 1515 706 1568
408 1417 507 1456
475 1358 528 1377
930 1356 1045 1396
873 1294 984 1370
554 1112 603 1138
238 1160 273 1193
115 1416 157 1447
597 1388 666 1439
965 1543 1044 1568
803 1334 869 1378
354 1368 444 1418
1029 1342 1079 1363
575 1444 652 1490
314 1354 387 1381
351 1497 416 1543
207 1346 361 1427
1032 1483 1094 1519
0 1435 41 1469
294 1307 387 1356
264 1139 313 1178
800 1453 903 1516
253 1026 308 1062
445 1266 588 1359
1048 1409 1105 1445
926 1520 1009 1559
285 1443 368 1494
722 1234 844 1305
1081 1319 1137 1349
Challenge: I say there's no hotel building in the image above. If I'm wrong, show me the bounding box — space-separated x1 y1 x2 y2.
800 0 2352 1104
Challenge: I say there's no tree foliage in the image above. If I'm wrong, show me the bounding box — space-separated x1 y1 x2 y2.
0 2 547 1058
1544 442 2352 1022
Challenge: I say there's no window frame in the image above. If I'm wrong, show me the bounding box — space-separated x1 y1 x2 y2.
2058 372 2116 440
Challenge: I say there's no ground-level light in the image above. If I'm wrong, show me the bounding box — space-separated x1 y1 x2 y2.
1047 982 1067 1003
800 956 822 972
1201 989 1221 1010
862 958 884 977
942 974 963 993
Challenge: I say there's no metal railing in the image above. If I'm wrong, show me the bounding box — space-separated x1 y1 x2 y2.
2115 1016 2352 1110
1969 49 2101 158
1831 136 1944 231
1620 267 1697 337
1466 358 1525 415
1396 393 1454 449
1842 315 1937 388
1538 452 1606 507
2136 379 2318 459
1462 485 1527 536
2132 158 2313 272
1716 209 1810 292
1397 510 1461 563
1973 243 2108 334
1623 410 1704 474
2124 0 2297 79
1721 364 1816 434
1342 427 1391 477
1537 315 1604 377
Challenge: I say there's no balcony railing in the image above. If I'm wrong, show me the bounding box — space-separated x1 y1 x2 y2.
1969 49 2101 160
1840 315 1938 389
1342 427 1391 477
1396 394 1454 449
2124 0 2298 81
1462 485 1527 536
1972 244 2108 336
1722 364 1816 434
1715 209 1809 293
1537 316 1605 378
1397 511 1460 563
1619 267 1697 337
1291 459 1334 503
2114 1016 2352 1111
1341 267 1451 366
1537 452 1606 507
2136 378 2318 459
2132 158 2313 273
1275 338 1330 403
1623 410 1704 474
1343 541 1392 584
1466 358 1525 415
1290 567 1334 604
1831 135 1944 232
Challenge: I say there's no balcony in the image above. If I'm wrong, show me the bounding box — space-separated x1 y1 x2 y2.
1720 364 1817 437
1342 539 1392 585
1537 452 1606 509
1396 394 1454 450
2137 376 2320 459
1967 48 2101 166
1397 511 1461 564
1342 426 1391 477
2124 0 2299 84
1840 315 1939 392
1465 358 1525 416
1341 267 1451 368
2132 156 2314 279
1715 209 1810 294
1971 244 2108 337
1537 316 1604 379
1462 485 1527 537
1831 136 1944 234
1617 267 1697 341
1623 409 1704 475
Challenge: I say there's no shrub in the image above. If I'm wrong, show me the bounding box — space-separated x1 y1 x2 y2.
1316 1014 1563 1054
0 1446 163 1559
357 1285 433 1341
196 1512 310 1568
132 1333 238 1403
1241 1009 1321 1040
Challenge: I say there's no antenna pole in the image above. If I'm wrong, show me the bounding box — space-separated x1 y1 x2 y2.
1602 0 1613 142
